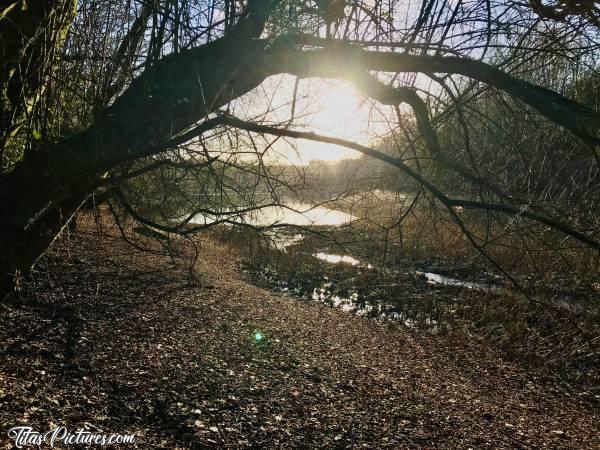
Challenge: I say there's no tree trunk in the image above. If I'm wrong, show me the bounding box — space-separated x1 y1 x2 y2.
0 5 274 292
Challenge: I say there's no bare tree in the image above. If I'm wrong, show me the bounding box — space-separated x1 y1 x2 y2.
0 0 599 292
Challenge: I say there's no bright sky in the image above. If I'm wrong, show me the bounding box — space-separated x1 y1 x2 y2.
231 75 395 165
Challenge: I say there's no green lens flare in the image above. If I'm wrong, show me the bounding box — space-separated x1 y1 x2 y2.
254 331 264 342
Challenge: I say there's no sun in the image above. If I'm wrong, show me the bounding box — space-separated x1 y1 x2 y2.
312 82 366 136
293 81 377 163
240 76 390 165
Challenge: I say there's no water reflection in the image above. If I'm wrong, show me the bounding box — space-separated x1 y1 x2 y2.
192 202 356 227
244 250 499 329
313 252 371 267
417 271 497 290
310 284 438 329
312 252 496 290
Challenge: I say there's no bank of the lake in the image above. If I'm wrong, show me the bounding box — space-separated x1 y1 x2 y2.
1 213 599 448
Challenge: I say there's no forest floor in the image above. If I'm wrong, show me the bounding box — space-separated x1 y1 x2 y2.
1 214 599 449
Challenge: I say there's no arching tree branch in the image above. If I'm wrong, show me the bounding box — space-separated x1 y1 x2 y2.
215 114 600 251
2 7 600 289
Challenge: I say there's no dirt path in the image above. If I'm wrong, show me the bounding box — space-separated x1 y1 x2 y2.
1 217 598 448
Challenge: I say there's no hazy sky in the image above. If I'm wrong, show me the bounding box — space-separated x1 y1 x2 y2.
231 75 396 165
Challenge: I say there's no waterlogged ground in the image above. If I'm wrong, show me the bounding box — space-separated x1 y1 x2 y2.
1 215 599 447
238 220 600 331
191 200 507 325
241 247 502 329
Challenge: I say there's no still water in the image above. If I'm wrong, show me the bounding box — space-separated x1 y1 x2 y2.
191 202 356 227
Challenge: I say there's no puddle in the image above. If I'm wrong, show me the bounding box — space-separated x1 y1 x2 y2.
417 271 497 291
310 285 438 329
242 241 503 329
311 253 494 290
313 252 373 268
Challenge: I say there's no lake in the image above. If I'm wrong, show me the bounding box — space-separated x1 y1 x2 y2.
191 201 357 227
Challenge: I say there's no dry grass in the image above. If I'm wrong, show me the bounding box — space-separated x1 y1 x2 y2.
217 201 600 389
